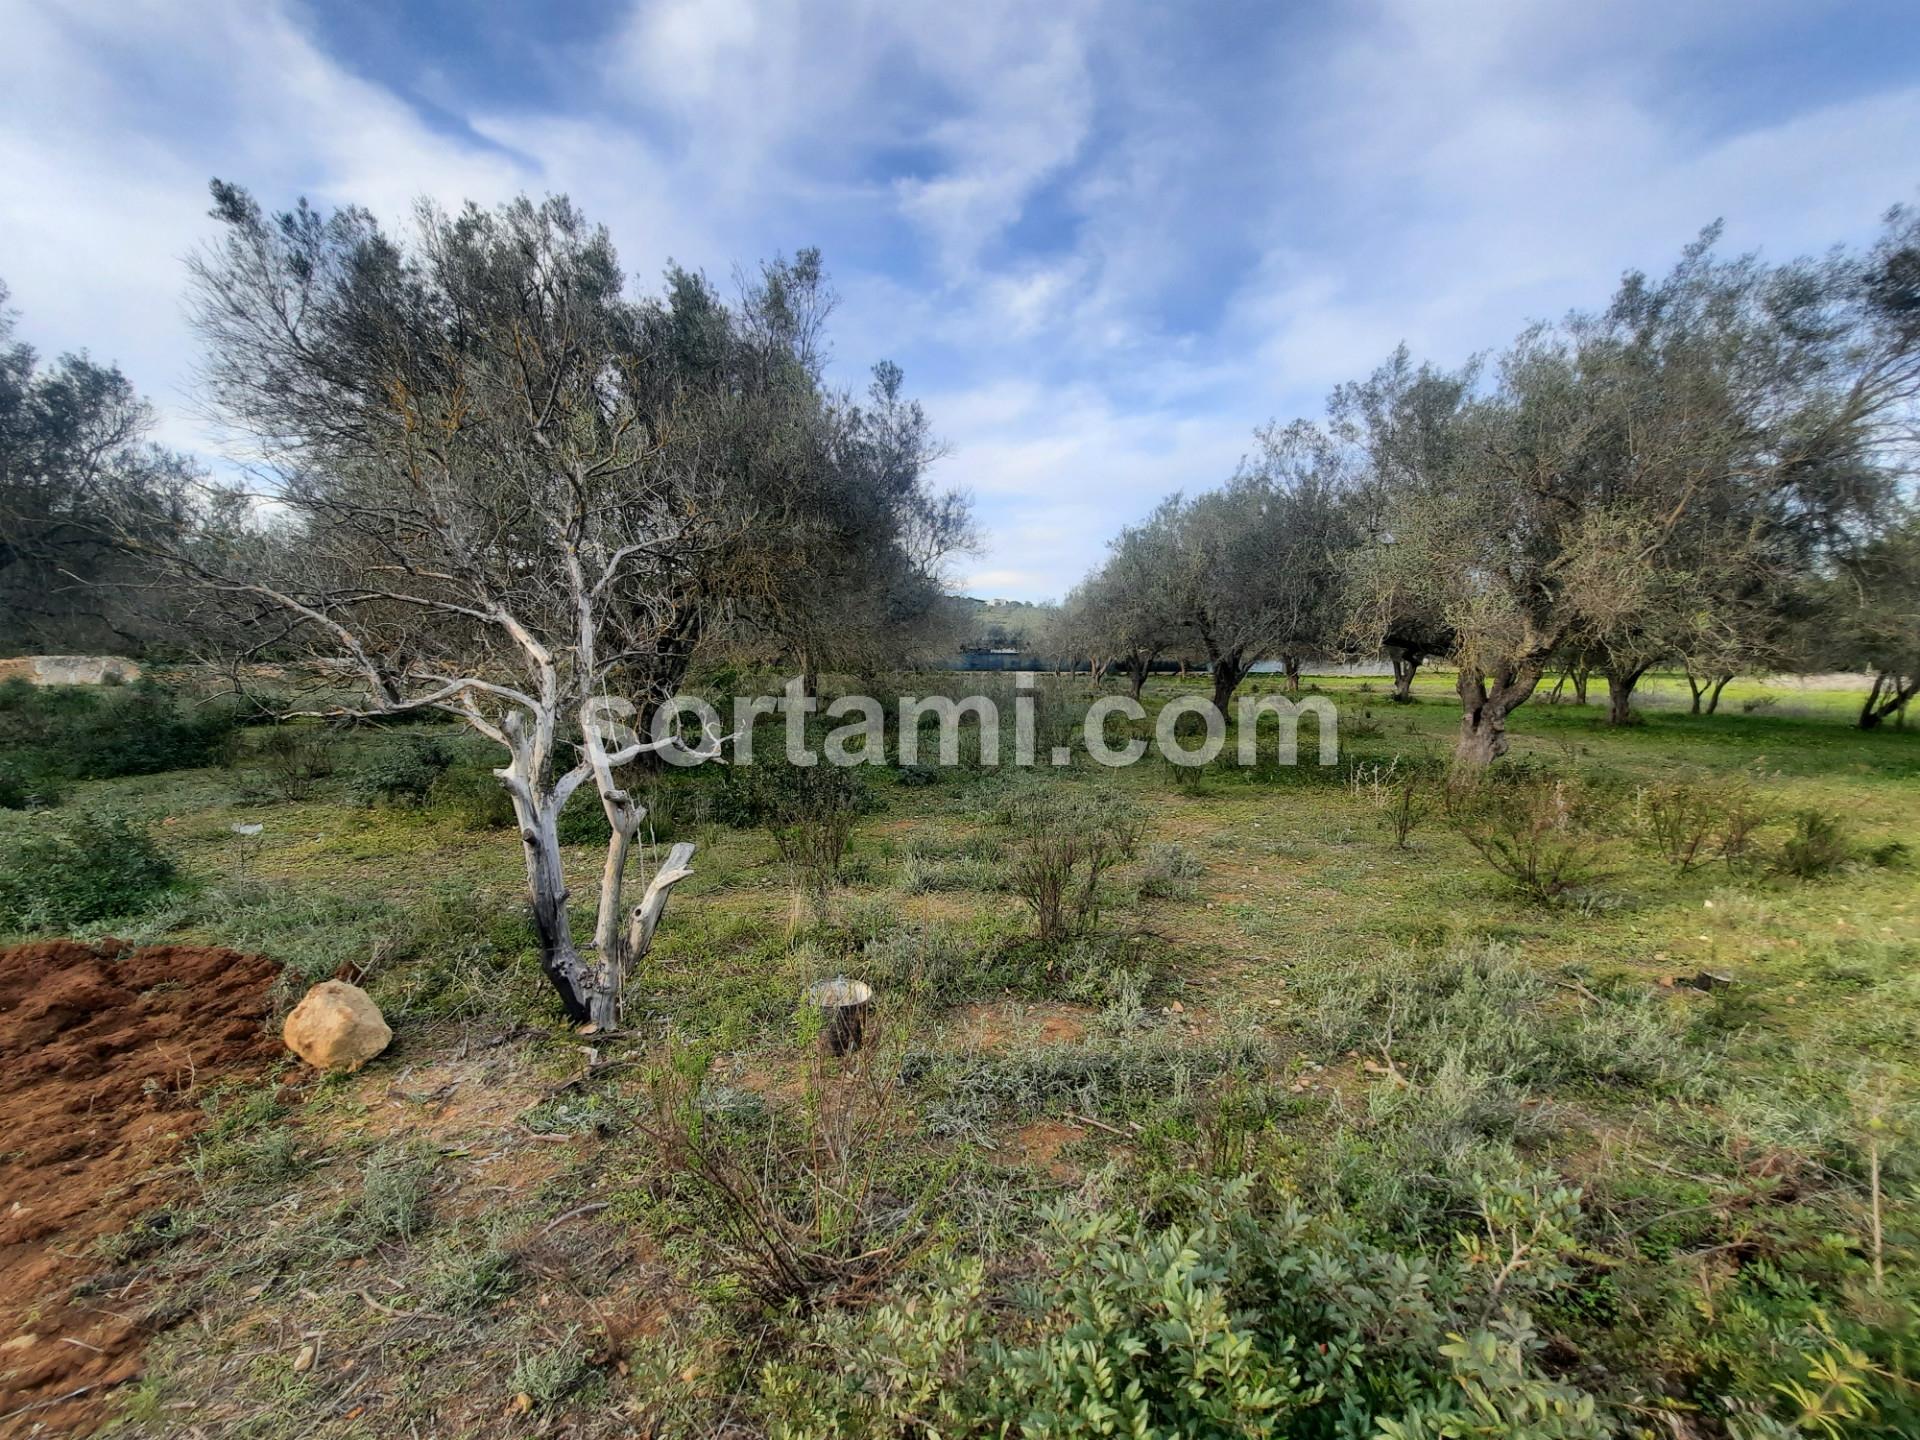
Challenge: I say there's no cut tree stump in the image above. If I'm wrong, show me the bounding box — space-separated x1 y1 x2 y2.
805 978 872 1055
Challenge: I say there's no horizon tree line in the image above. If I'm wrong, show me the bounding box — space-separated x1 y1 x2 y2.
1062 207 1920 759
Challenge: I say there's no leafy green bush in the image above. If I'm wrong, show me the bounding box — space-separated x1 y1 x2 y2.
348 736 453 807
1771 809 1853 880
0 810 178 929
761 1175 1606 1440
0 761 60 811
0 679 242 781
730 759 873 901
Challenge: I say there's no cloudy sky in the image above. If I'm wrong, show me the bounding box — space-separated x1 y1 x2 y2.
2 1 1915 599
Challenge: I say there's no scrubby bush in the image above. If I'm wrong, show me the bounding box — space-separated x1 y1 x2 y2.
633 1039 943 1311
1134 840 1204 900
761 1175 1606 1440
429 763 518 829
349 736 453 807
251 725 338 801
1447 776 1614 902
1637 776 1769 873
1771 808 1853 880
896 831 1005 895
1297 941 1702 1095
0 761 59 811
730 759 872 903
0 810 178 929
0 679 242 781
1004 786 1145 944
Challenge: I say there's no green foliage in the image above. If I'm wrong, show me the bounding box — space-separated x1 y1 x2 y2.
905 1023 1272 1138
896 829 1005 895
0 679 242 783
0 808 177 929
509 1330 601 1411
356 1144 435 1243
731 759 873 900
348 735 453 807
1447 777 1615 903
429 762 518 830
761 1175 1606 1440
1135 840 1205 900
1771 809 1854 880
0 759 59 810
1635 775 1770 873
1002 784 1145 944
631 1040 945 1310
249 725 339 802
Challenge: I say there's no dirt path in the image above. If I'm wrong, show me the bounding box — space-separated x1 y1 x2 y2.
0 940 282 1436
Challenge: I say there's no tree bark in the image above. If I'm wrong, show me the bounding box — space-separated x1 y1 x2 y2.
1390 653 1420 703
1605 663 1649 726
1127 656 1147 701
518 807 592 1024
1706 674 1732 715
1281 655 1302 694
1454 661 1544 767
1684 668 1708 715
1210 651 1248 715
1570 665 1589 706
1860 671 1919 730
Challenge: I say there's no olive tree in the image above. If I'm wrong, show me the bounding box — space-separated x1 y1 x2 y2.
0 281 198 652
172 183 948 1026
1826 505 1920 728
1073 502 1185 698
1348 220 1913 762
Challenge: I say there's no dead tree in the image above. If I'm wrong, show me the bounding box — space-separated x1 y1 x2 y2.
164 184 879 1025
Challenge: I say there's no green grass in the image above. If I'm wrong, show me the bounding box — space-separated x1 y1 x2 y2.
7 669 1913 1438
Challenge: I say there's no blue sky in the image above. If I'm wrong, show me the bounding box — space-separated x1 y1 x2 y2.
2 1 1916 599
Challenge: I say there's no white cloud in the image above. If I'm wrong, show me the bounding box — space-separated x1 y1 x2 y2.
0 0 1912 606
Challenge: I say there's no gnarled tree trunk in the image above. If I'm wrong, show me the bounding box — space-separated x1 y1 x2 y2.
1390 652 1420 703
1706 674 1732 715
1281 654 1303 694
1209 649 1250 715
1455 661 1544 767
1860 671 1919 730
1605 663 1649 726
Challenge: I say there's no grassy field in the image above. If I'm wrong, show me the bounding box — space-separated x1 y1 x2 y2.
2 668 1916 1438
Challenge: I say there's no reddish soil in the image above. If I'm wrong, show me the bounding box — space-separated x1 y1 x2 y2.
0 940 282 1436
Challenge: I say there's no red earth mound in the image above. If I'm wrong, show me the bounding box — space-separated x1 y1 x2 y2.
0 940 282 1436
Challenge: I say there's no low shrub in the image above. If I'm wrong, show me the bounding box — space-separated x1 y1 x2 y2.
349 736 453 807
0 679 242 781
1134 840 1205 900
1637 775 1767 873
896 831 1005 895
761 1175 1606 1440
1004 786 1145 944
633 1038 945 1310
0 761 60 811
1771 808 1853 880
1446 776 1614 903
251 725 338 802
430 763 518 830
0 810 178 930
730 760 872 903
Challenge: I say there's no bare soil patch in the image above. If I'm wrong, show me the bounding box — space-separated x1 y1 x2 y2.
0 939 281 1435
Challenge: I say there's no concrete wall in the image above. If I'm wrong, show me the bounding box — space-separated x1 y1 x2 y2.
0 655 143 686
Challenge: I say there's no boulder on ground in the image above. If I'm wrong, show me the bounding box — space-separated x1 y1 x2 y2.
283 980 391 1072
